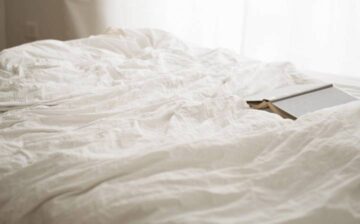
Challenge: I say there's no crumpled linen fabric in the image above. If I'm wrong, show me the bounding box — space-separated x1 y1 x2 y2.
0 29 359 224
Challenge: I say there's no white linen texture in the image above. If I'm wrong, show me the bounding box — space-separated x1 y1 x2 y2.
0 29 359 224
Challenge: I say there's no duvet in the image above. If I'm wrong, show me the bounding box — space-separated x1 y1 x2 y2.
0 29 359 224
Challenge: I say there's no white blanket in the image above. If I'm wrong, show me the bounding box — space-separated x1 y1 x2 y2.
0 29 359 224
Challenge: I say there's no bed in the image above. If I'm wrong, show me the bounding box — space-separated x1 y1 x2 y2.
0 28 359 224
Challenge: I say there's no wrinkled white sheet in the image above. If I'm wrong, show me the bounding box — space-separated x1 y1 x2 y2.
0 29 359 224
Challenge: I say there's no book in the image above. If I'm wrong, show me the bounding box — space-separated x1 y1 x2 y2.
246 83 357 120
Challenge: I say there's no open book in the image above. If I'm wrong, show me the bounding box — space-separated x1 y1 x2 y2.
246 83 357 119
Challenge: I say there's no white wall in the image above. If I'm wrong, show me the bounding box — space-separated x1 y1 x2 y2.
61 0 246 51
96 0 246 51
0 0 6 50
244 0 360 78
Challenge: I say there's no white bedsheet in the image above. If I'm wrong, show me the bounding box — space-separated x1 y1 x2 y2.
0 29 359 224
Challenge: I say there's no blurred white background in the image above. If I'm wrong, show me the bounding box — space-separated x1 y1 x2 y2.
0 0 359 78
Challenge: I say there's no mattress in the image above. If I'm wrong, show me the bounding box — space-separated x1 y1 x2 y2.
0 29 360 224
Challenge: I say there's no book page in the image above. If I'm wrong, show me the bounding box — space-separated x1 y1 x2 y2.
273 87 357 118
